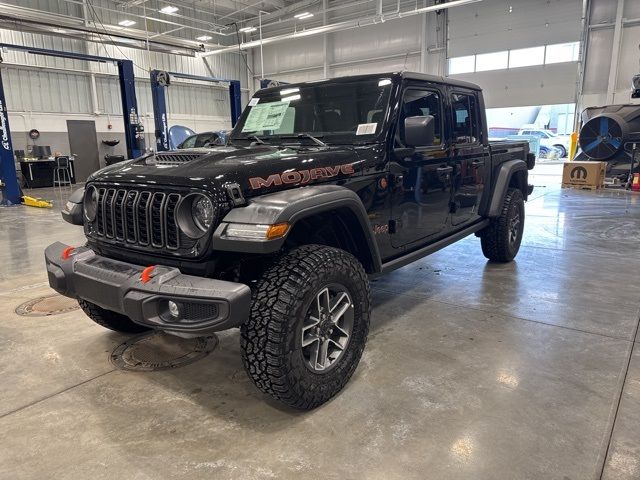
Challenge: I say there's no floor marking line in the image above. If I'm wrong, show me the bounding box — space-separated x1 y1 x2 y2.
0 369 117 421
372 286 635 343
596 307 640 480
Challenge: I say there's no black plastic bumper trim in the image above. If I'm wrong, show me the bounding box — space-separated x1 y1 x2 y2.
45 242 251 335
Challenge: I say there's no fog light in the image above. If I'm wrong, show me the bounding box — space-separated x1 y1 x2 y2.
168 301 180 318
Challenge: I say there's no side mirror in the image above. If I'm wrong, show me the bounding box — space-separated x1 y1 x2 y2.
404 115 435 147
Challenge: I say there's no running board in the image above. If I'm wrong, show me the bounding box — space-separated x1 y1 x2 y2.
378 219 490 276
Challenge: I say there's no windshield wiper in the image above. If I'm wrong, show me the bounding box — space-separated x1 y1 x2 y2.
246 134 266 145
280 133 327 147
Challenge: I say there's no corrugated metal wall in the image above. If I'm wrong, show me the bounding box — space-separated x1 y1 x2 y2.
0 28 246 121
581 0 640 106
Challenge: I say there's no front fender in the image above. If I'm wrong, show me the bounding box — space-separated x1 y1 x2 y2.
61 187 85 225
212 185 382 271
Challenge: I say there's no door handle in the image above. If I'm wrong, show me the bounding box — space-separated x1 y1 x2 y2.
436 166 453 174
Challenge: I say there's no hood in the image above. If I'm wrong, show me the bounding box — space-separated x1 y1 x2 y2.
88 144 374 198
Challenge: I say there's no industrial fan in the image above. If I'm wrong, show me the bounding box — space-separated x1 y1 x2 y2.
578 115 624 160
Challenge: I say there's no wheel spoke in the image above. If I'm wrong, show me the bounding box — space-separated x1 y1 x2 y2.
327 338 345 351
317 339 330 369
308 340 320 369
302 315 320 333
302 334 320 347
330 292 349 312
331 302 351 323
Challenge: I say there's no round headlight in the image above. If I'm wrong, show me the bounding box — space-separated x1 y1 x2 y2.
84 185 98 222
176 193 216 239
192 195 214 231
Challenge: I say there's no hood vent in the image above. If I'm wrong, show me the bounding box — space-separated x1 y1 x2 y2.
153 152 206 165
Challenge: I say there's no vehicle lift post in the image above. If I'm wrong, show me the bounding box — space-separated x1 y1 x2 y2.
150 70 242 152
0 43 144 204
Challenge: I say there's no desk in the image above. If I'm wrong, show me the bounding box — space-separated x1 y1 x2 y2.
20 159 76 188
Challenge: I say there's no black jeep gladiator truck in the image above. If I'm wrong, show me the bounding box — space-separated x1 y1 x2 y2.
46 72 534 409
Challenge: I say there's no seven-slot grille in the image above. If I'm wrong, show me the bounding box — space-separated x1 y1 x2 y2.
93 187 183 251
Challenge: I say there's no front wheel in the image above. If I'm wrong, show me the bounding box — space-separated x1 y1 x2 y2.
554 144 567 158
480 188 525 262
240 245 370 410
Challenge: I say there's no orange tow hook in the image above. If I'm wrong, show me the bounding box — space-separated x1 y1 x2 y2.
140 265 157 284
61 246 76 260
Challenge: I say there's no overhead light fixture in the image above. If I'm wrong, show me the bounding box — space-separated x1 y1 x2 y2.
239 26 257 33
118 20 136 27
53 28 67 34
159 6 179 14
196 35 213 41
294 12 314 19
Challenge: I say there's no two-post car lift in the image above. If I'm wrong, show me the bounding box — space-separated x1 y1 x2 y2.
0 43 144 205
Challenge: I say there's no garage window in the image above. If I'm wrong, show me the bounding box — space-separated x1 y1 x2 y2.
545 42 580 64
475 51 508 72
509 46 545 68
448 55 475 74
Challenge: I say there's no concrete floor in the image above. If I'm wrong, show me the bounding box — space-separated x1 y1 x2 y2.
1 165 640 479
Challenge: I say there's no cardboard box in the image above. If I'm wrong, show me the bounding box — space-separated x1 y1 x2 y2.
562 161 606 190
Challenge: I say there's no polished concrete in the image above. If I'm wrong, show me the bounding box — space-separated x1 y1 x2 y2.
1 165 639 479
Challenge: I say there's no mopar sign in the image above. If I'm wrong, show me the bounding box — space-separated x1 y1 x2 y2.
570 166 588 180
0 100 10 151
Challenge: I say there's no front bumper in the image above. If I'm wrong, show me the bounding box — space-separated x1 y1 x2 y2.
45 242 251 336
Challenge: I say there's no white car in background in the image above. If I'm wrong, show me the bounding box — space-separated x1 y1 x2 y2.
517 129 570 158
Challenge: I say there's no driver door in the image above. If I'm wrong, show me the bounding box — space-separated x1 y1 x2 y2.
390 86 453 248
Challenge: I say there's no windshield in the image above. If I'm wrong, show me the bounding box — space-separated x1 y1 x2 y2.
230 78 394 145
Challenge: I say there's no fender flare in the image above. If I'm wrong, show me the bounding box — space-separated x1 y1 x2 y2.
486 159 528 218
61 187 85 225
212 185 382 272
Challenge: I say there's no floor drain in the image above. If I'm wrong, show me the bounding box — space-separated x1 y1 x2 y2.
15 294 80 317
110 331 219 371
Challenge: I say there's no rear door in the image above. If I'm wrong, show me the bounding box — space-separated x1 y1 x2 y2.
390 84 453 248
449 90 487 227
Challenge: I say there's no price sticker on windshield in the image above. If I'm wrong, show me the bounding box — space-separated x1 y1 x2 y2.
248 97 260 107
356 123 377 135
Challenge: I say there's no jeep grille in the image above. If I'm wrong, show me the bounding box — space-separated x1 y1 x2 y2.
91 186 193 254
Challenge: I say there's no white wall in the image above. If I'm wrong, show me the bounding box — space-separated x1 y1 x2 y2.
250 0 582 110
447 0 582 108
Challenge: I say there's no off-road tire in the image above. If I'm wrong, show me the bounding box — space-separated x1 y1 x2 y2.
78 299 151 334
480 187 525 262
240 244 370 410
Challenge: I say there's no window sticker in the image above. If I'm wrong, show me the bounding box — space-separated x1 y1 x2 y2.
248 97 260 107
356 123 377 135
242 101 290 132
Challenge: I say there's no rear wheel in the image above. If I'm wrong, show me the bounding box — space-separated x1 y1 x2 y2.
240 244 370 410
78 299 151 334
480 187 525 262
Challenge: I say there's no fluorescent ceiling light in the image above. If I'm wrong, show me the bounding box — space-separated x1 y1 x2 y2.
53 28 67 34
378 79 392 86
159 6 179 14
196 35 213 41
239 26 257 33
294 12 313 19
298 13 314 20
118 20 136 27
281 94 301 102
